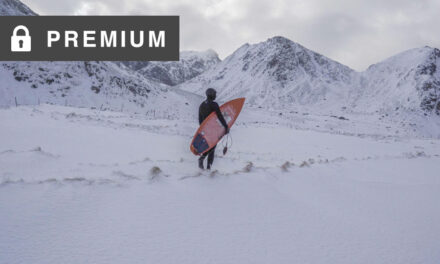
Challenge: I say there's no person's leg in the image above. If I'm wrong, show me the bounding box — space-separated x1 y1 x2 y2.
207 146 216 170
198 153 207 169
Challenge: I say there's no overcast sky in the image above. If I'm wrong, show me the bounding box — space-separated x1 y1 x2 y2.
24 0 440 71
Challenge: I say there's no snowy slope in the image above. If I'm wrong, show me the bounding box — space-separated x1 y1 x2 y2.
0 0 36 15
2 1 440 263
120 49 220 85
0 0 198 118
1 104 440 264
354 47 440 115
0 61 196 118
179 37 440 119
180 36 357 109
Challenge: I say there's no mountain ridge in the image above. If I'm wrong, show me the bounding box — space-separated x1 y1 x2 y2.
179 36 440 116
0 0 209 118
179 36 357 110
1 0 440 118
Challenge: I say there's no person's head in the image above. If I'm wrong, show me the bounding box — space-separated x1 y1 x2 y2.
206 88 216 100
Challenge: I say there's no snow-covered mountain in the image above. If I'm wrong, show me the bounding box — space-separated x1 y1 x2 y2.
354 47 440 115
180 36 357 109
0 0 36 15
0 0 199 118
0 59 198 118
120 50 220 86
2 0 440 119
180 37 440 117
0 61 197 118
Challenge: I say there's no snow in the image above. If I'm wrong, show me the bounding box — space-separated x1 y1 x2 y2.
1 2 440 263
1 104 440 264
0 61 198 119
179 37 440 119
356 47 440 114
180 36 356 110
119 49 221 85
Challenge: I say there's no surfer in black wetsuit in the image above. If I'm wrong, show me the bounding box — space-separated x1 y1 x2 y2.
198 88 229 170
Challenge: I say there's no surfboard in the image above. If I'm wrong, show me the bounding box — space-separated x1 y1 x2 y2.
190 98 245 156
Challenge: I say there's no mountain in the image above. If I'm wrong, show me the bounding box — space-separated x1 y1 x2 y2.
355 47 440 115
0 0 36 15
0 61 197 118
120 50 220 86
2 0 440 118
180 36 440 116
0 0 198 118
179 36 357 110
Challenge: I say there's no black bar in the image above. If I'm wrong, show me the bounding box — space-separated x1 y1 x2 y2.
0 16 179 61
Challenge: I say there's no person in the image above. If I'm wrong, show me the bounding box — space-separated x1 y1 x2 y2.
198 88 229 170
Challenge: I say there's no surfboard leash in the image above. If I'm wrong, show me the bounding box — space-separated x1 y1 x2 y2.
222 133 233 155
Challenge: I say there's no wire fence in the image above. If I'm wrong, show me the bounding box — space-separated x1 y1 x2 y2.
0 96 182 120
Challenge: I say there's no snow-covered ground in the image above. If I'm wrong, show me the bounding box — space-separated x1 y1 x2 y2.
1 104 440 264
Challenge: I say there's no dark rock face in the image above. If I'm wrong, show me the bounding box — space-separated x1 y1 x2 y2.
120 50 220 86
417 48 440 115
142 65 176 86
0 0 37 15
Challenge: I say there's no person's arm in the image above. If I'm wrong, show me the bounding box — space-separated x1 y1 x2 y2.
199 107 203 125
213 102 229 133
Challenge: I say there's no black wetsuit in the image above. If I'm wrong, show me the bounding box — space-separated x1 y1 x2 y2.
198 98 228 169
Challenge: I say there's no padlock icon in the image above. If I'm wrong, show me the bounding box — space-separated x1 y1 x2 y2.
11 25 31 52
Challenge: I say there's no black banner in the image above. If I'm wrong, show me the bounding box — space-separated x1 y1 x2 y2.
0 16 179 61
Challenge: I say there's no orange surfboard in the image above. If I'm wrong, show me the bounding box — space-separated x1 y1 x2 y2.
190 98 245 156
